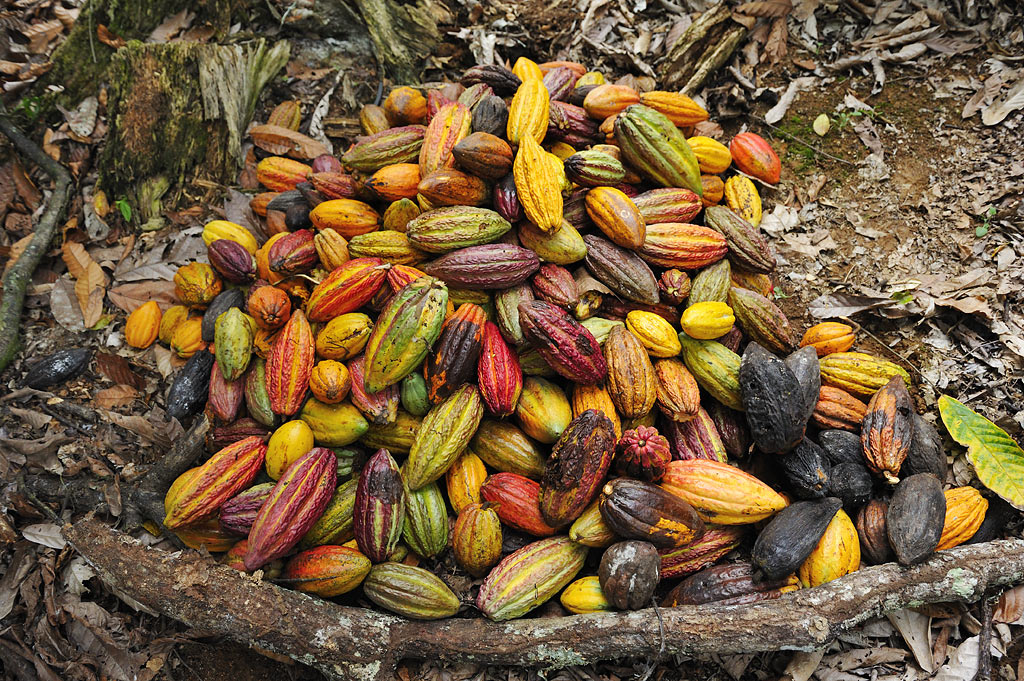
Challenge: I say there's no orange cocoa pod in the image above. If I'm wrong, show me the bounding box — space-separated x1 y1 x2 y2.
125 301 161 349
309 360 352 404
417 168 490 207
360 104 391 135
730 132 781 184
480 472 558 537
309 199 381 238
247 285 291 331
419 102 472 177
384 86 428 125
306 257 390 322
313 228 350 271
170 318 206 358
583 84 640 119
365 163 422 202
585 186 646 250
861 376 914 484
256 156 312 191
266 309 315 416
446 450 487 514
638 91 708 127
174 262 222 307
453 503 503 577
800 322 856 357
700 175 725 207
812 386 868 432
250 192 277 217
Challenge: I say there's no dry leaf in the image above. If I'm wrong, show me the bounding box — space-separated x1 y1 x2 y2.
151 344 176 378
107 280 178 313
994 584 1024 623
248 124 330 160
147 9 194 43
982 76 1024 127
763 17 789 64
95 384 140 409
888 608 935 673
96 24 126 49
50 274 86 331
11 159 42 209
95 352 146 390
22 19 64 53
64 243 108 328
61 96 99 138
735 0 793 18
2 233 33 278
22 523 67 549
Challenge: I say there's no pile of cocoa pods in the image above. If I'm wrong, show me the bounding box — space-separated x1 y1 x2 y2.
130 57 1004 621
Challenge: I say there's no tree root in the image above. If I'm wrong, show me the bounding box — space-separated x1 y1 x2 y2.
0 105 74 374
63 518 1024 681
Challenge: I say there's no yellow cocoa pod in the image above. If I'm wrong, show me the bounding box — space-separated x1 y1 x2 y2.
507 78 550 146
314 228 350 271
125 301 162 349
202 220 259 255
560 575 613 614
798 508 860 587
571 383 621 439
173 262 222 307
680 301 735 340
512 56 544 82
315 313 374 361
446 449 487 514
686 136 732 174
266 420 316 480
158 304 190 345
819 352 911 398
170 318 205 358
309 360 352 404
547 141 577 160
576 71 605 87
513 136 563 233
626 310 681 358
724 175 763 227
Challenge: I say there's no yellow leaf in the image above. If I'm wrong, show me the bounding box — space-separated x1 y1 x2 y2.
939 395 1024 510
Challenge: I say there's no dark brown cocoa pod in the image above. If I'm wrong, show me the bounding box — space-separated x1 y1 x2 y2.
887 473 945 565
460 64 522 95
862 375 914 484
598 478 705 549
739 342 806 454
266 189 309 213
855 499 893 565
539 410 616 528
751 497 842 580
784 346 820 429
598 540 661 610
778 438 831 499
568 84 599 107
285 202 313 230
818 430 864 466
827 463 873 510
707 402 751 459
201 288 246 342
902 413 948 480
582 235 660 306
472 95 510 137
663 562 797 607
423 303 486 404
965 496 1015 545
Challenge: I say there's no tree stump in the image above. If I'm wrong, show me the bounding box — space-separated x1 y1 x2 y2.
660 2 747 94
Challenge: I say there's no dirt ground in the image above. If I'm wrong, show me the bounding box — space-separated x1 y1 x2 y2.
1 1 1023 680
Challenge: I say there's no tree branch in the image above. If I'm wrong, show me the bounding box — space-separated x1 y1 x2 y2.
64 518 1024 681
0 105 75 374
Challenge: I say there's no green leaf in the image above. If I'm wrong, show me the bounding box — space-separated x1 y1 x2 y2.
116 198 132 223
975 224 989 238
939 395 1024 509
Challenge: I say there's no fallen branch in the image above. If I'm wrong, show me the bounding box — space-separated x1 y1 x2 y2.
660 2 747 94
64 518 1024 681
0 105 74 374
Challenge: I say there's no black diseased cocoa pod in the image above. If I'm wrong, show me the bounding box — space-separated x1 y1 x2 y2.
902 413 948 480
285 202 313 231
778 438 831 499
568 84 599 107
598 478 705 549
539 410 616 528
167 349 215 422
662 562 795 607
460 65 522 95
828 463 873 510
784 345 820 429
472 95 509 137
266 189 309 213
856 499 893 564
818 429 865 466
707 401 751 459
887 473 945 565
21 348 92 389
751 497 841 580
739 342 805 454
965 496 1016 545
598 540 661 610
201 288 246 342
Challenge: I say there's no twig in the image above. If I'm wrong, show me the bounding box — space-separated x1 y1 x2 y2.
976 592 994 681
756 116 858 167
0 103 75 374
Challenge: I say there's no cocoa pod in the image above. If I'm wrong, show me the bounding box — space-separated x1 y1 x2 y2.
887 473 945 565
862 376 914 484
354 449 406 563
599 540 661 610
476 536 588 621
539 410 616 528
363 563 461 620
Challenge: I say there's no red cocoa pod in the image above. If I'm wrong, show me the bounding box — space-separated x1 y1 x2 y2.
305 258 390 322
658 525 746 579
354 448 406 562
493 173 523 223
729 132 781 184
547 101 601 147
219 482 276 535
268 228 318 276
480 472 558 537
862 375 914 484
207 361 245 423
477 321 523 418
539 410 616 528
517 300 607 385
281 545 371 597
208 239 257 284
204 418 270 452
309 171 360 200
424 303 486 404
244 447 337 570
164 436 267 530
664 406 728 462
531 264 579 308
266 309 315 416
616 425 672 481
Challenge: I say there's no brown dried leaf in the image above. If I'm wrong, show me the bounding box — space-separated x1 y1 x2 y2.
50 275 86 331
151 344 176 378
735 0 793 18
107 280 178 313
22 18 64 53
65 245 108 328
147 9 194 43
94 384 140 409
95 352 146 390
249 124 329 160
994 584 1024 623
96 24 126 49
11 158 41 210
763 17 789 64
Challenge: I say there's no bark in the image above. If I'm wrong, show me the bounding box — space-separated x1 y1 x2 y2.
0 106 74 374
660 2 747 94
64 518 1024 681
349 0 440 84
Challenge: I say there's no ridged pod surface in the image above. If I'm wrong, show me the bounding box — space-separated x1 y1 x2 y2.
796 508 860 587
614 104 702 194
362 276 449 393
453 503 503 577
658 525 746 579
402 478 449 558
419 103 472 177
507 78 550 146
861 375 914 483
513 136 563 232
354 449 405 562
560 575 612 614
654 358 700 422
678 332 743 411
471 420 546 478
637 223 727 270
664 407 728 463
306 258 389 322
281 546 370 597
819 352 911 398
723 176 763 227
518 300 607 385
633 188 702 225
297 478 359 549
343 125 426 172
476 536 588 621
604 326 657 419
406 206 511 253
585 187 646 250
729 132 781 184
599 478 704 548
704 206 775 274
583 235 660 305
661 459 787 524
446 450 487 513
266 310 314 416
800 322 856 357
424 303 486 404
480 472 557 536
477 321 523 417
539 410 616 527
424 244 540 289
405 384 484 490
244 447 337 570
363 563 461 620
937 487 988 551
164 437 267 530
